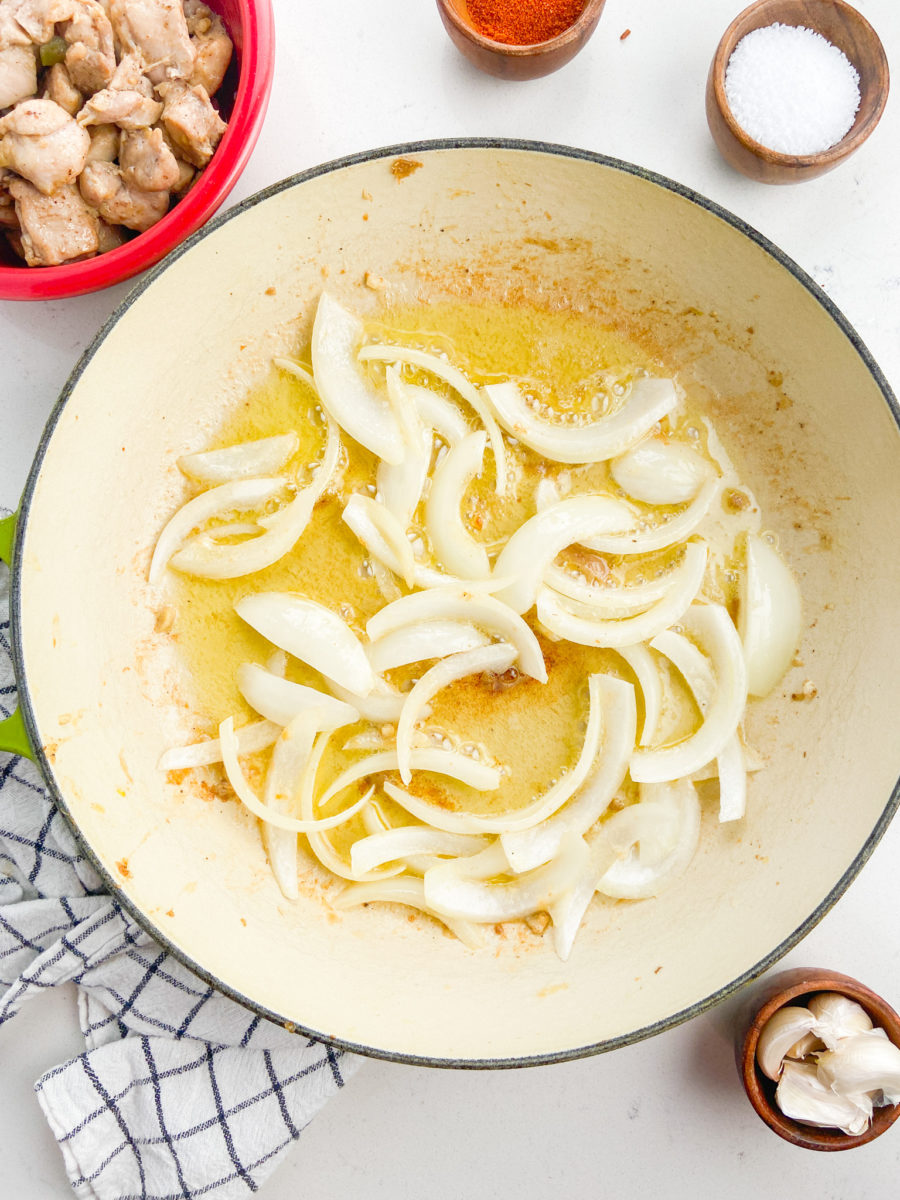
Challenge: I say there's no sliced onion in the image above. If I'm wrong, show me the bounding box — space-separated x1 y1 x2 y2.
424 832 589 923
610 437 711 505
342 493 416 587
219 716 368 833
483 376 679 464
177 434 300 485
366 619 490 674
548 836 618 962
273 357 316 390
425 431 491 580
543 562 674 616
384 364 424 448
331 876 483 949
158 718 281 771
377 425 431 526
596 779 700 899
328 680 405 723
262 707 329 901
350 827 489 875
365 586 547 684
492 495 636 615
412 386 469 445
316 747 501 811
500 675 636 871
739 533 803 697
358 343 508 494
168 417 341 580
631 604 747 783
580 475 721 556
617 644 662 746
311 293 405 464
396 643 517 784
536 542 708 648
236 662 359 727
149 476 286 584
236 592 377 696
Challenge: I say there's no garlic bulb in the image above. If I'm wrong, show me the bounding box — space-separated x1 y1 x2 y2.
756 1004 817 1081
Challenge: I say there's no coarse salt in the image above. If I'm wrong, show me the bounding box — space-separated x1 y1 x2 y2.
724 23 860 156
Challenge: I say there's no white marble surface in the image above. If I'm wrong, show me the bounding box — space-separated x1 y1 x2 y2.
2 1 899 1195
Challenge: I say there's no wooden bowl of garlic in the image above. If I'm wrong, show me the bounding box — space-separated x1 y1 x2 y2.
738 968 900 1149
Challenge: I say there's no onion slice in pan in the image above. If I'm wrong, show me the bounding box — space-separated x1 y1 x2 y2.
158 718 281 771
501 674 636 871
366 585 547 684
739 533 803 698
311 292 405 465
543 562 677 616
236 662 359 727
536 541 708 648
177 433 300 485
220 715 367 833
332 876 483 949
548 836 619 962
149 476 286 584
581 475 721 555
357 342 508 494
596 779 701 899
631 604 747 783
483 376 679 464
424 833 589 923
425 430 491 580
492 495 636 614
315 747 502 811
617 644 662 746
413 386 469 445
236 592 377 697
377 425 431 527
366 619 490 674
396 643 517 784
350 827 489 876
342 493 417 587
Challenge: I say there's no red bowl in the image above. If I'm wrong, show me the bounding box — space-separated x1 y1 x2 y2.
0 0 275 301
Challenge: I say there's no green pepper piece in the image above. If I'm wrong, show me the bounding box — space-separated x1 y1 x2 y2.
40 35 68 68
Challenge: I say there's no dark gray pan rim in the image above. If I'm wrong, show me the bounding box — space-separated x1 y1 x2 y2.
8 137 900 1069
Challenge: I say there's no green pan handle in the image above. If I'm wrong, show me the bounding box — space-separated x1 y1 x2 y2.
0 511 35 761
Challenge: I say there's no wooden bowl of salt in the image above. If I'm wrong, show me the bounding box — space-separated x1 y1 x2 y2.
706 0 890 183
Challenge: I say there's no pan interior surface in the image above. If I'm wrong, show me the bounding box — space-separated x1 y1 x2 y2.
15 145 900 1064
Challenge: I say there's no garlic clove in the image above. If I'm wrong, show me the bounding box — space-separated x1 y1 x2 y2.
816 1032 900 1106
807 992 874 1050
756 1005 817 1081
788 1031 825 1060
776 1060 873 1136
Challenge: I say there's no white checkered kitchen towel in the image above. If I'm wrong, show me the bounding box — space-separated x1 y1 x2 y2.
0 559 361 1199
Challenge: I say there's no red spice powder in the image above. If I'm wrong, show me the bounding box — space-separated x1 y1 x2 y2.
466 0 587 47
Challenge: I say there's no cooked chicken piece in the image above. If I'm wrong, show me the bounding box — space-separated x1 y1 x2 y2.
43 61 82 114
77 84 162 128
4 0 75 46
184 2 231 95
5 226 26 257
158 123 194 192
0 42 37 109
109 0 194 85
84 119 117 160
108 49 154 95
96 215 128 251
79 158 168 230
120 125 178 190
0 97 90 193
62 0 116 93
8 174 98 263
0 168 19 229
158 79 223 167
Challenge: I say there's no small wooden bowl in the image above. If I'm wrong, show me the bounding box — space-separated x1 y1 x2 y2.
737 968 900 1150
435 0 607 81
706 0 890 183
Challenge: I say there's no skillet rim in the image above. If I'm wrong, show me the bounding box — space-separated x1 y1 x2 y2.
8 136 900 1069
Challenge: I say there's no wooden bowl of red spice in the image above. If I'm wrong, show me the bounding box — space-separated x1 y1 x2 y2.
436 0 607 80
